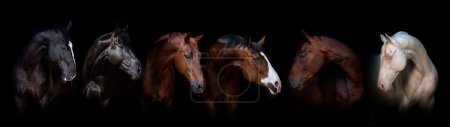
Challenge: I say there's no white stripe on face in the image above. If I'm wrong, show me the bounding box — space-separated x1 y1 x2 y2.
259 52 281 87
68 41 76 65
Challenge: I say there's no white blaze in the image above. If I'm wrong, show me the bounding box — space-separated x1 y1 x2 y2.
68 41 76 65
259 52 281 89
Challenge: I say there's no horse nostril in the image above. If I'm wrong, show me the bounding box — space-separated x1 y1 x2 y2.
275 81 279 86
290 79 299 88
192 80 204 93
137 67 142 74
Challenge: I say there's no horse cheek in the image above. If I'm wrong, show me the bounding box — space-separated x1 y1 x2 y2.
47 45 59 62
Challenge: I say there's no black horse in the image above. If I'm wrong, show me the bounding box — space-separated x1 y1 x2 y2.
14 21 77 114
82 25 142 110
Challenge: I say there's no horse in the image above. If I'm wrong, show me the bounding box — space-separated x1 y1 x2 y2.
14 21 77 114
202 34 282 115
141 32 205 110
377 31 438 112
82 25 142 109
288 31 364 110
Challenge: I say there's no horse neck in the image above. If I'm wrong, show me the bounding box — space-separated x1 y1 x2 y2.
206 45 242 97
82 33 114 81
17 30 72 99
316 36 363 86
21 31 52 65
143 44 177 103
402 40 434 74
316 36 356 61
16 31 52 85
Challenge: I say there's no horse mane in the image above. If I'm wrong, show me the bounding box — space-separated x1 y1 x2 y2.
82 31 116 81
18 29 68 69
82 29 134 82
87 29 131 58
115 29 132 46
217 34 264 53
142 33 183 107
391 31 423 52
155 32 186 44
52 25 70 40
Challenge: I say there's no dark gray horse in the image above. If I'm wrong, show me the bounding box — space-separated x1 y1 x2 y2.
82 25 142 109
14 21 77 114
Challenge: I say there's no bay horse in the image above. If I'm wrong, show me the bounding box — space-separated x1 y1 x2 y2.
288 31 364 110
203 34 281 115
377 31 438 112
82 25 142 109
14 21 77 114
141 32 205 109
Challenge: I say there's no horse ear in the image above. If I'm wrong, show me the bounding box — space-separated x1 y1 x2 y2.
302 30 314 43
302 30 316 46
123 23 129 33
380 34 387 44
194 34 204 42
184 32 192 43
66 21 72 31
381 33 395 45
245 35 252 47
257 36 266 45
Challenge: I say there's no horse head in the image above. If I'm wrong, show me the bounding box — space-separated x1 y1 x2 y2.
47 21 77 83
217 35 281 95
289 31 326 91
102 25 142 80
377 33 407 92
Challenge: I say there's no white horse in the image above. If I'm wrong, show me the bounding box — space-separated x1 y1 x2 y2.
378 31 438 112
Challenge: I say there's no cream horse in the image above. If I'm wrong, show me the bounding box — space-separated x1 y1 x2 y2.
378 31 438 112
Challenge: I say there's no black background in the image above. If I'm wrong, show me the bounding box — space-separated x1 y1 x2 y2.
2 2 449 126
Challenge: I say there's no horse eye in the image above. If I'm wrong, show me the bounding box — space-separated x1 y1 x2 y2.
298 52 306 58
184 53 192 59
252 54 259 60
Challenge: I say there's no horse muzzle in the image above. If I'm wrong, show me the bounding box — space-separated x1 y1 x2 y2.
63 73 76 82
289 79 303 91
267 81 281 95
191 80 205 93
377 81 391 92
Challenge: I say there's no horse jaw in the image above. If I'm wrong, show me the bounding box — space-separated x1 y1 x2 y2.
259 52 282 95
377 65 399 92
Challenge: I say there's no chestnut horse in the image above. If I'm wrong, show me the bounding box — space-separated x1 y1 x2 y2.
377 31 438 112
141 32 205 109
202 34 281 115
288 31 363 110
14 22 77 114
